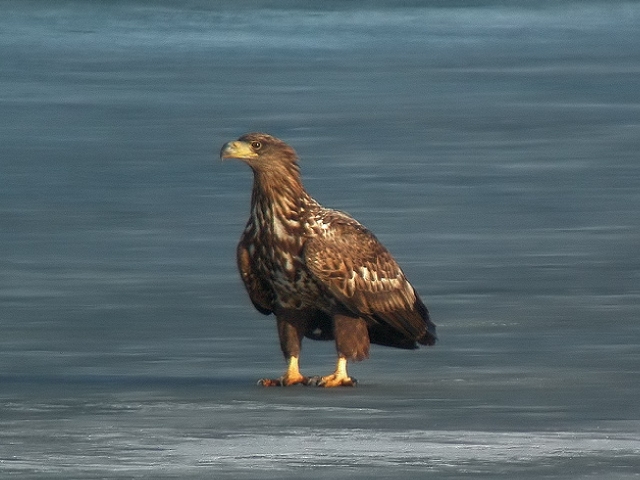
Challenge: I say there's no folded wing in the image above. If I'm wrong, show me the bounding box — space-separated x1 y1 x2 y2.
303 213 432 342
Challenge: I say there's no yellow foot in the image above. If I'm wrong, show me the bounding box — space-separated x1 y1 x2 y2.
257 374 312 387
315 374 357 388
313 357 356 387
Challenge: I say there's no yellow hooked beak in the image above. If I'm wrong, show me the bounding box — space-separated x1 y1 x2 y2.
220 140 259 161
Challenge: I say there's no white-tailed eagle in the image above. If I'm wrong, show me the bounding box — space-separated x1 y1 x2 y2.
220 133 436 387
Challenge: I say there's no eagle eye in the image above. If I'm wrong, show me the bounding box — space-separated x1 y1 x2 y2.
251 141 262 150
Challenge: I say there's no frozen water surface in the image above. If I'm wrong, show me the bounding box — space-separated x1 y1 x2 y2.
1 0 639 478
3 381 639 478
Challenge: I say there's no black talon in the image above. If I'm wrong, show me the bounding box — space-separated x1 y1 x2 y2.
305 375 322 386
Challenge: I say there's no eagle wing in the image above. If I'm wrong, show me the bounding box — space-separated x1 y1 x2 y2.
303 212 429 340
237 240 274 315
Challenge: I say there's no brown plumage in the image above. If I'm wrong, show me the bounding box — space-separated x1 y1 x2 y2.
220 133 436 387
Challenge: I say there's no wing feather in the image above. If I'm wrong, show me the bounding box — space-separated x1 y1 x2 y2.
303 213 428 340
237 240 274 315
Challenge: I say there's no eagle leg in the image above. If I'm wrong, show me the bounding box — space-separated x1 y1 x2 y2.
258 355 312 387
258 310 317 386
313 314 366 387
315 357 357 388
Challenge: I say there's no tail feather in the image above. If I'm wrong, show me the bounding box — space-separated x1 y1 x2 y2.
416 298 437 346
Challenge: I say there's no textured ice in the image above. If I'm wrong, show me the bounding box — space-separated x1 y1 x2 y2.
1 1 639 479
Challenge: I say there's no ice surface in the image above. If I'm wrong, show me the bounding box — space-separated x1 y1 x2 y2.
1 1 639 478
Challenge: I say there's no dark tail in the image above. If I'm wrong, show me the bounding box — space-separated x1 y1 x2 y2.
416 298 437 346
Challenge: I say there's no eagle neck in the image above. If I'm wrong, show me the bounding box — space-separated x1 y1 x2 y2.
249 164 317 229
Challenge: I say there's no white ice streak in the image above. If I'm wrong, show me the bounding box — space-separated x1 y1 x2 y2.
2 405 639 476
193 429 640 471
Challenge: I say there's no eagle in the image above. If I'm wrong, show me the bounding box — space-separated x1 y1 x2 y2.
220 133 436 387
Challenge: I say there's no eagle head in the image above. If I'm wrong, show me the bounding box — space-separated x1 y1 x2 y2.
220 133 298 171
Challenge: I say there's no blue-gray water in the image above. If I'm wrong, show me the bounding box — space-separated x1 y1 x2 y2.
1 1 639 478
